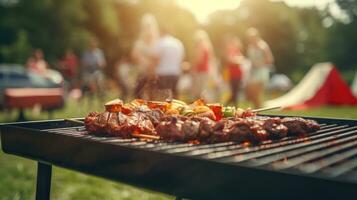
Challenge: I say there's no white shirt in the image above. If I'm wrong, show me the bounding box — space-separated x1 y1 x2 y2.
154 35 184 76
132 40 155 73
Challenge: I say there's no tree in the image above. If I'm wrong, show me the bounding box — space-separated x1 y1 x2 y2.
0 0 120 66
336 0 357 20
328 0 357 76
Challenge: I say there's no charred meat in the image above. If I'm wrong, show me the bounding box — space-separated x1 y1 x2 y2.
85 111 320 144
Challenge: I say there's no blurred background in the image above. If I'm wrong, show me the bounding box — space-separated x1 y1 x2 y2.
0 0 357 199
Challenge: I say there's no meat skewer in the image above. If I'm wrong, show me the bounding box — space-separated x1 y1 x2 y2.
84 99 320 144
132 133 160 140
252 106 282 113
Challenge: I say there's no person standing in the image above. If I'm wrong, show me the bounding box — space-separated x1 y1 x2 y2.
131 14 159 99
81 37 106 98
192 29 217 101
26 49 48 76
152 27 184 100
245 28 274 108
60 49 79 89
224 35 244 106
26 49 49 116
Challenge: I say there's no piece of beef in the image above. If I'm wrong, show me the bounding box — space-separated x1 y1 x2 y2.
105 112 125 137
140 109 164 127
198 117 216 141
160 115 188 122
262 117 288 139
84 112 100 134
181 120 200 141
226 118 268 143
208 120 230 143
156 116 185 142
281 117 320 136
127 111 156 135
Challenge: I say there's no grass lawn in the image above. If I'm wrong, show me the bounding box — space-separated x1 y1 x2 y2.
0 92 356 199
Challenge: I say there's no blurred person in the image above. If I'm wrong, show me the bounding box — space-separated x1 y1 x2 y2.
192 29 218 101
131 13 159 99
26 49 48 76
26 49 64 116
151 26 184 100
59 49 79 89
224 35 244 106
27 49 64 84
81 37 106 99
245 28 274 108
26 49 49 116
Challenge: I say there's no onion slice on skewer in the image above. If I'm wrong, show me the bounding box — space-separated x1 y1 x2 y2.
105 99 123 112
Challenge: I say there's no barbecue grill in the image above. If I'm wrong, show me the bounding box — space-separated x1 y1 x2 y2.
1 115 357 200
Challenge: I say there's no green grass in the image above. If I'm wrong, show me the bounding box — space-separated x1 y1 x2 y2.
0 92 356 199
265 106 357 119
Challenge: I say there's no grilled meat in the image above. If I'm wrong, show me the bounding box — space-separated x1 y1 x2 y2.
84 109 320 144
182 119 200 141
156 115 185 142
125 111 156 135
145 109 165 127
198 117 216 140
208 120 230 143
281 117 320 136
226 118 268 143
105 112 128 137
84 110 156 137
84 112 101 134
261 117 288 139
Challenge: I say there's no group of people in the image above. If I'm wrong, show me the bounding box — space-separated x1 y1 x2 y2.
26 37 107 100
25 13 275 109
225 28 274 108
129 14 274 108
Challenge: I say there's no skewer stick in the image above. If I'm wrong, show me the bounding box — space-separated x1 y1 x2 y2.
65 118 85 125
132 133 160 140
252 106 282 113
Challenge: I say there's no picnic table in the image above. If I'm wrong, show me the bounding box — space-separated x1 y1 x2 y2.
4 88 64 121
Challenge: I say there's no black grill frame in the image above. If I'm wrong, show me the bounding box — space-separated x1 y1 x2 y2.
1 115 357 199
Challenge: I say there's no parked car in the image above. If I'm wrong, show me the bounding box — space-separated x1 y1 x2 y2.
0 64 64 108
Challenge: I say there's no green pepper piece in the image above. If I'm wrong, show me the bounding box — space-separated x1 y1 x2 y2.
222 106 236 117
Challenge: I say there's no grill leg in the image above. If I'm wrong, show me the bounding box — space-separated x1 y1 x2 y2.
36 162 52 200
17 109 26 122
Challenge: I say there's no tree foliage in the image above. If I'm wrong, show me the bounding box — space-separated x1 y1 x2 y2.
329 0 357 73
0 0 119 64
0 0 356 78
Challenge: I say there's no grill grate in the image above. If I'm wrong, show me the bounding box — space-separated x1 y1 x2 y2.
43 122 357 182
3 117 357 199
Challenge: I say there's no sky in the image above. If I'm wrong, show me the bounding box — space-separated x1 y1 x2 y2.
175 0 337 24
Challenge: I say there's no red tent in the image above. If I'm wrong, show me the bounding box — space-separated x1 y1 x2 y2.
265 63 357 110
